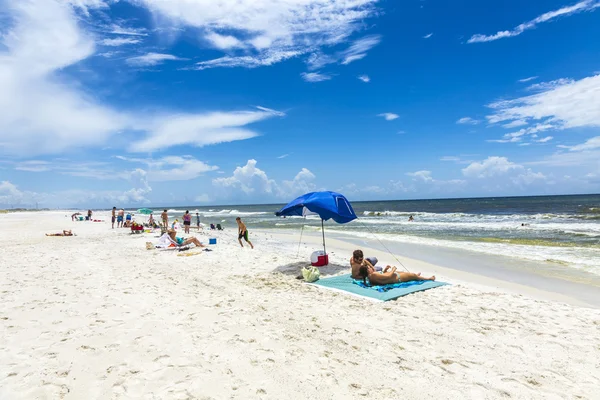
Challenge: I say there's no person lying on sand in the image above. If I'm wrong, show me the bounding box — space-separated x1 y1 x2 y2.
167 230 205 248
357 264 435 286
46 230 74 237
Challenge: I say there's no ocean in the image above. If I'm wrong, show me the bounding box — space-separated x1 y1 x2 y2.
143 194 600 278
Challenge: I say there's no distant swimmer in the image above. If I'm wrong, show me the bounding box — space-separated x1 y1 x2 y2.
408 215 414 222
521 223 530 227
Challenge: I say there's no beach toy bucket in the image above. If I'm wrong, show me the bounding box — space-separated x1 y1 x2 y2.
310 250 329 267
209 238 217 245
78 216 84 221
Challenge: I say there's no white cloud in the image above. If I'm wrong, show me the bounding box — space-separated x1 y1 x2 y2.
406 170 434 182
487 74 600 132
306 35 381 70
117 155 219 181
457 117 480 125
526 78 574 92
502 120 528 128
280 168 317 196
140 0 380 70
423 33 433 39
358 75 370 83
461 157 547 190
301 72 332 82
535 136 554 143
195 51 301 69
212 160 317 200
14 160 52 172
462 157 521 178
277 154 290 159
0 0 127 155
440 156 460 162
340 35 381 65
468 1 600 43
131 107 284 152
106 23 148 36
558 136 600 151
126 52 184 66
518 76 538 83
0 2 281 156
204 32 245 50
378 113 399 121
0 179 152 208
212 159 277 196
489 123 555 143
100 37 141 46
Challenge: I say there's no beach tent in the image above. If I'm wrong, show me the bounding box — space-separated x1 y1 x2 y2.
275 191 357 258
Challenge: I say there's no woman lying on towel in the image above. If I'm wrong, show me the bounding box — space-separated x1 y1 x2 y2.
46 230 74 237
167 230 205 248
358 265 435 286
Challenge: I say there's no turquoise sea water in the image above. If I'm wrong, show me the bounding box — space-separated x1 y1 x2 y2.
133 194 600 277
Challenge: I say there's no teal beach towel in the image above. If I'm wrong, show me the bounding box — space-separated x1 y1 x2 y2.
309 274 449 302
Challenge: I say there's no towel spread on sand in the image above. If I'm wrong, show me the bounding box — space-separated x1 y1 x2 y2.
353 279 433 292
309 274 449 302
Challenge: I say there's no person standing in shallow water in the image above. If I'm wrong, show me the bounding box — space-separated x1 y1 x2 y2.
236 217 254 249
182 210 191 234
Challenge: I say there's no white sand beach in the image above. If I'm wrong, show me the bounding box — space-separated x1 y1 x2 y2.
1 211 599 399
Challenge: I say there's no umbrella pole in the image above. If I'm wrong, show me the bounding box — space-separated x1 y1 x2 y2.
321 219 326 255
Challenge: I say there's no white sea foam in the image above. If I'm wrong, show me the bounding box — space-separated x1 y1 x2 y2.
326 229 600 276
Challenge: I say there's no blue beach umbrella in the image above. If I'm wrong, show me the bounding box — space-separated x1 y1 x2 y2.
275 191 357 256
137 208 153 215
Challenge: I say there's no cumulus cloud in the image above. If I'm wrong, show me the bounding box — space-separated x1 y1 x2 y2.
358 75 370 83
461 157 546 188
378 113 399 121
468 1 600 43
406 170 434 182
462 157 522 178
212 159 316 200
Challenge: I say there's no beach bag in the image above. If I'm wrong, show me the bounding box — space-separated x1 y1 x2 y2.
302 265 321 282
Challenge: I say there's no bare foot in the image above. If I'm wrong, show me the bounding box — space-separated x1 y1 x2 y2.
430 275 436 281
416 272 421 276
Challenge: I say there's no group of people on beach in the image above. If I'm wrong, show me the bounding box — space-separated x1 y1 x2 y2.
111 207 132 229
159 210 254 249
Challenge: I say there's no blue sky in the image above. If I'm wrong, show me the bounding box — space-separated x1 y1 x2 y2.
1 0 599 208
